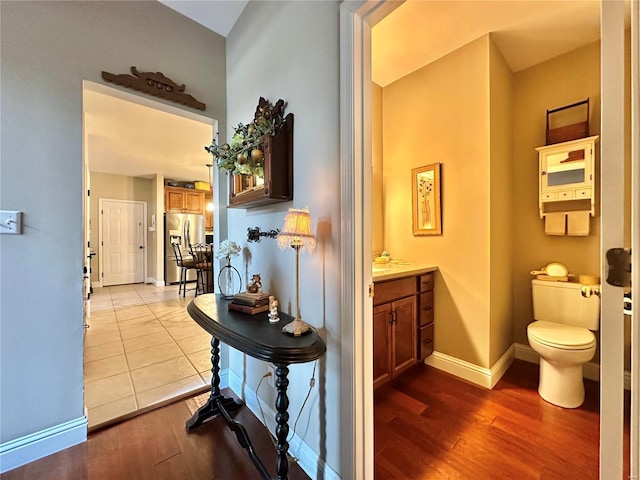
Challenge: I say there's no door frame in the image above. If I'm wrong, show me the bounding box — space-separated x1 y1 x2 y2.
630 0 640 475
98 198 147 287
340 0 637 478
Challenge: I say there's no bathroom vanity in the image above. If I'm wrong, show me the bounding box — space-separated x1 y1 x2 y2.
372 264 437 389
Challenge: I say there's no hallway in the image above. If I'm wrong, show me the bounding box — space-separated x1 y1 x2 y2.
84 283 211 430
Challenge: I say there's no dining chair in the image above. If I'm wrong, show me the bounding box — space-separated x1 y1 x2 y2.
190 243 213 295
171 242 198 297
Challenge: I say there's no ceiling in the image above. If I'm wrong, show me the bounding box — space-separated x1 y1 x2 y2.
84 86 215 183
87 1 606 181
372 1 602 86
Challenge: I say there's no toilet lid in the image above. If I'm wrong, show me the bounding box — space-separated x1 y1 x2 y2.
528 321 596 349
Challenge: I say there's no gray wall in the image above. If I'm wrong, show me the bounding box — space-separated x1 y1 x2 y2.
0 0 225 449
226 0 341 474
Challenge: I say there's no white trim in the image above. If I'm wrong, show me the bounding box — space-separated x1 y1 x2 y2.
424 345 514 390
144 277 165 287
0 416 87 474
83 80 214 126
515 342 632 390
630 0 640 474
91 281 101 289
228 370 340 480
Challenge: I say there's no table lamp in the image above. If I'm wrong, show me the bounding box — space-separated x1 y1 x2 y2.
277 207 316 336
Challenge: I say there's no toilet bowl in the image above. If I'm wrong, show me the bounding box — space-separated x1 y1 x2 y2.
528 279 600 408
527 321 596 408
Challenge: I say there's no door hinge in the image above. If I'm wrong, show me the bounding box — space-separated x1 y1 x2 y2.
369 283 374 298
605 248 631 288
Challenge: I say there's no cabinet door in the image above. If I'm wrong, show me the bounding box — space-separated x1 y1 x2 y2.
184 190 204 214
165 188 185 212
392 296 417 376
373 303 393 388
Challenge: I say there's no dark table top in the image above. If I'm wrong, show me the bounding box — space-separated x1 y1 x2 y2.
187 294 326 364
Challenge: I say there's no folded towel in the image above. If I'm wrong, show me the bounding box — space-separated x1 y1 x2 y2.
567 211 590 236
544 212 566 236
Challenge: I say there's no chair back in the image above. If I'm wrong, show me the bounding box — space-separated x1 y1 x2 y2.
171 242 184 266
189 243 211 266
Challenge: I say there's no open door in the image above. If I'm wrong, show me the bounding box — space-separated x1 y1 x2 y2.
600 2 638 477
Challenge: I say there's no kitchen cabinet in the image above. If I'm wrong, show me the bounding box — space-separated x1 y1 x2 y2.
204 193 213 231
164 186 205 214
229 113 294 209
373 277 418 389
536 135 598 218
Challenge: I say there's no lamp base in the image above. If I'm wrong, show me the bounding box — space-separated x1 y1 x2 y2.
282 318 312 336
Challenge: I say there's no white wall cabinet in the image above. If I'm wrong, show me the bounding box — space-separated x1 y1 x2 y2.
536 135 599 219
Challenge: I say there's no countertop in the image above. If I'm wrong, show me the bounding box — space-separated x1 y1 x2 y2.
372 263 438 282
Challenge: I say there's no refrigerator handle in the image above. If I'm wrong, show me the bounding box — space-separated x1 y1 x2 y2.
185 219 190 251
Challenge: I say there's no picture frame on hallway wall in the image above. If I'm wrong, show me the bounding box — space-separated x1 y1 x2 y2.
412 163 442 236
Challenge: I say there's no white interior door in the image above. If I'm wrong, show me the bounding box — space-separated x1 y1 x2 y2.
600 2 635 477
100 199 145 286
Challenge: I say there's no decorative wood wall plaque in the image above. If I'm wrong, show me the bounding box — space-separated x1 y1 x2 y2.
101 66 206 111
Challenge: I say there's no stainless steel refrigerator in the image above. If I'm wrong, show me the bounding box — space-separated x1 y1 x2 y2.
164 212 205 285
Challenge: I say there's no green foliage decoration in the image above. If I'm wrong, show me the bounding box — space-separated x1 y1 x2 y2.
205 98 287 177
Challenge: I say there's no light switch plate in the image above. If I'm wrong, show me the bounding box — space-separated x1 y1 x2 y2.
0 210 22 234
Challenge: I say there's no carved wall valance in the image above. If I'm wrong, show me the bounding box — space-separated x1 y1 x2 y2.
101 66 206 111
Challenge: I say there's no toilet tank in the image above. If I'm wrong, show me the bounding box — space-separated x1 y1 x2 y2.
532 279 600 330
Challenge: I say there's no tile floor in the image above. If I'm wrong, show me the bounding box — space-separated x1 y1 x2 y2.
84 283 213 430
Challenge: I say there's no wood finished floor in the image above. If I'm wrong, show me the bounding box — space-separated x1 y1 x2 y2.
4 360 630 479
375 359 630 480
1 391 310 480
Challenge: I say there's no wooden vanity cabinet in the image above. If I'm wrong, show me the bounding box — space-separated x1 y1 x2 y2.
373 271 435 389
165 186 205 214
418 273 435 360
373 277 418 389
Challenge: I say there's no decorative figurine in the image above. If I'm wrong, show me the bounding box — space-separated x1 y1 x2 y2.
268 295 279 323
247 274 262 293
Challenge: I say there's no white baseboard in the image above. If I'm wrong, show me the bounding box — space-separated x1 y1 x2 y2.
145 277 165 287
228 370 339 480
0 415 87 474
424 345 515 389
91 281 101 289
514 342 631 390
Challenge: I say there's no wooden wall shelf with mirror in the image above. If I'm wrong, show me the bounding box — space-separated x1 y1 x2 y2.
228 113 294 209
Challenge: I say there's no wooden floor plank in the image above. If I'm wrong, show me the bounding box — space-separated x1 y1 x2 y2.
374 360 627 480
2 388 309 480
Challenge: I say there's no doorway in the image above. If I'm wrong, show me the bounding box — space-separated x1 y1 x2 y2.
82 81 216 428
340 1 636 478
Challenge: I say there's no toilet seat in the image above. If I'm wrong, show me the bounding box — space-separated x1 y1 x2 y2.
528 321 596 350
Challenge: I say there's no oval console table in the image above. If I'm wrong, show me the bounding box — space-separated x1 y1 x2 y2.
185 294 327 480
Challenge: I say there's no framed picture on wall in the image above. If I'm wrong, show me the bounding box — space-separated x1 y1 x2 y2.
411 163 442 236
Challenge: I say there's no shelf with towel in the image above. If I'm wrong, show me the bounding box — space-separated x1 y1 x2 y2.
543 210 591 236
536 135 598 235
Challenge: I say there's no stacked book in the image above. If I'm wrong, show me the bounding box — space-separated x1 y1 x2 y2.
228 292 270 315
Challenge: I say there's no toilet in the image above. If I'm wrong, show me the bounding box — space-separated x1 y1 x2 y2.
527 279 600 408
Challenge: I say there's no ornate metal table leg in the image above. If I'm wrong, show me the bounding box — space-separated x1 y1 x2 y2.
275 363 290 480
186 336 242 431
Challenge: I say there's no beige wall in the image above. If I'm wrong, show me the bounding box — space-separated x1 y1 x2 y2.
89 172 153 283
378 36 610 371
512 41 601 348
372 82 384 256
383 36 493 368
489 39 514 365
